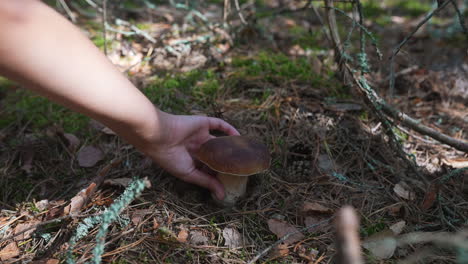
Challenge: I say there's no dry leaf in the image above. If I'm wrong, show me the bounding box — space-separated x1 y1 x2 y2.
389 221 406 235
295 245 319 262
64 183 97 215
442 157 468 168
131 210 151 226
0 242 20 261
13 221 39 241
63 133 80 151
189 230 208 245
153 218 160 230
269 244 289 259
267 219 305 244
104 178 132 188
177 228 189 243
362 230 397 260
393 182 415 200
421 183 439 211
222 227 242 248
35 199 49 211
77 146 104 167
304 216 331 234
301 202 333 214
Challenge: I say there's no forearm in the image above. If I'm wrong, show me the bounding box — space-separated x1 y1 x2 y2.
0 0 161 149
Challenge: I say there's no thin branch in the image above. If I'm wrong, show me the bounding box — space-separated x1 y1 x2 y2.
247 217 334 264
234 0 247 24
59 0 77 23
381 105 468 152
449 0 468 35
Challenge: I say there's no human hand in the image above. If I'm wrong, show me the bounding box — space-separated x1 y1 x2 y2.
141 111 240 200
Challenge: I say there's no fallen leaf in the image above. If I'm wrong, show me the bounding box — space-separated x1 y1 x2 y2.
304 216 331 234
301 202 333 214
131 209 152 226
389 221 406 235
13 221 39 241
0 242 20 261
77 146 104 167
35 199 49 211
63 133 80 151
269 244 289 259
442 157 468 168
295 245 319 262
388 204 403 217
100 126 116 135
177 228 189 243
222 227 242 248
267 219 305 244
189 230 208 245
362 230 397 260
104 178 132 188
153 218 160 230
64 183 97 215
393 181 415 200
421 183 439 211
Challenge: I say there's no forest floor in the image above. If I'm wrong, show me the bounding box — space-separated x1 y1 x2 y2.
0 1 467 263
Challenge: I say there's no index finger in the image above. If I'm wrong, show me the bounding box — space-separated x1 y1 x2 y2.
208 117 240 136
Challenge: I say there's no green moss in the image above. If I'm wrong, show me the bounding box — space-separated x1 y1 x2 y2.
232 52 319 83
135 23 151 30
2 90 89 132
361 221 386 237
0 76 15 89
394 0 432 16
91 35 113 50
143 70 219 113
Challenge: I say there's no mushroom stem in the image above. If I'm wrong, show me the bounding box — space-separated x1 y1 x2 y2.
215 172 248 206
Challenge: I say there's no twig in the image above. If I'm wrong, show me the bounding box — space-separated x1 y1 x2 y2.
381 104 468 152
223 0 230 24
234 0 247 24
59 0 77 23
113 19 156 43
450 0 468 35
335 206 363 264
247 217 334 264
389 0 451 96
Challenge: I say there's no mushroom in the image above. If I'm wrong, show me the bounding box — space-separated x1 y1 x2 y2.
196 136 270 206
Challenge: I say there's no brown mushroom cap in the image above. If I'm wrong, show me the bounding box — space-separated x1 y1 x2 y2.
196 136 271 176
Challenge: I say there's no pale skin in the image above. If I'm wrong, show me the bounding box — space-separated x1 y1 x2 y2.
0 0 240 200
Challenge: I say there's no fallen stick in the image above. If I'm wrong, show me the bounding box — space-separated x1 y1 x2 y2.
381 104 468 153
